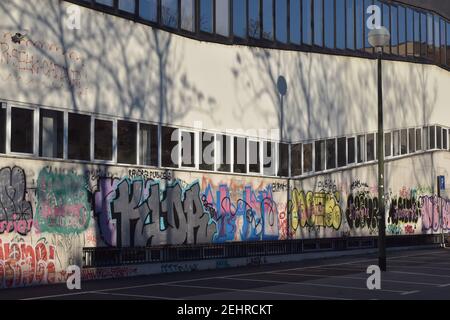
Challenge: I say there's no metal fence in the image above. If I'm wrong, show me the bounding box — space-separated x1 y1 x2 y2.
83 234 443 268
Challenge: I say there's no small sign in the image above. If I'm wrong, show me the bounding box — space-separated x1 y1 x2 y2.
439 176 445 191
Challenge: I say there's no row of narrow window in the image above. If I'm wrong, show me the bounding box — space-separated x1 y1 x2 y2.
76 0 450 69
0 104 448 178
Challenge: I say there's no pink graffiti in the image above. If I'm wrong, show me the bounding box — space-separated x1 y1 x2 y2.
421 196 450 231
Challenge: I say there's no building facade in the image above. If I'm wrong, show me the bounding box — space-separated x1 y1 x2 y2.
0 0 449 288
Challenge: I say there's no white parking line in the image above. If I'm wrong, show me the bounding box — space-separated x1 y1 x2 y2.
400 290 420 296
91 291 180 300
163 283 352 300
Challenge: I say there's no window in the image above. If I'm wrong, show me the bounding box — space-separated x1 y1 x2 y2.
416 128 422 151
447 22 450 66
162 0 178 28
398 6 406 56
234 137 247 173
249 0 261 38
96 0 113 6
140 123 159 166
161 126 179 168
217 134 231 172
443 129 448 150
11 108 34 154
326 139 336 170
347 137 355 164
336 0 345 49
366 134 375 161
117 121 137 164
423 126 429 150
181 0 195 31
200 0 214 33
94 119 113 161
391 5 398 55
181 131 195 167
382 3 390 53
400 129 407 155
0 106 5 153
421 13 427 56
324 0 334 48
303 0 312 44
313 0 323 46
434 15 440 64
199 132 214 171
429 126 436 149
233 0 247 38
393 130 399 156
263 141 276 176
262 0 274 40
315 140 326 171
278 143 289 176
216 0 230 36
39 109 63 158
139 0 157 22
290 0 301 44
436 126 442 149
441 19 446 65
409 128 416 153
119 0 135 13
276 0 288 43
406 8 414 56
249 140 260 173
414 10 420 56
427 13 434 60
291 143 302 176
303 143 313 173
68 113 90 161
385 132 391 157
357 135 365 163
363 0 373 53
337 137 346 167
346 0 355 49
355 0 363 50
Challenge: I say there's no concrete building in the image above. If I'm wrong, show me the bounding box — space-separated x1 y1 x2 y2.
0 0 449 287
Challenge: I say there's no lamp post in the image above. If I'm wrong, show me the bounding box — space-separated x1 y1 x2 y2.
368 27 390 272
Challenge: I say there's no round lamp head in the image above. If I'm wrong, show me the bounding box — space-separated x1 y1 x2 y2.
368 27 391 48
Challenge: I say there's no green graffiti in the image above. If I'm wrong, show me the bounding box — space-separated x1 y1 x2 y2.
36 168 90 234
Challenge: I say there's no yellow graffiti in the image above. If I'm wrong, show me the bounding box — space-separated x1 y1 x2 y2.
291 189 342 230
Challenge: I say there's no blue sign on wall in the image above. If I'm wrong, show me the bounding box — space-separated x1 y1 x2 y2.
439 176 445 191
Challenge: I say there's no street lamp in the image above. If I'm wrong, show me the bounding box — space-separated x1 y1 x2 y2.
368 26 390 272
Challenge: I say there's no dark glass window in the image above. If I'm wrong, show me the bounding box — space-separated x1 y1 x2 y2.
139 0 157 22
400 129 408 155
117 121 137 164
366 133 375 161
291 143 302 176
355 0 363 50
181 0 195 31
434 15 440 64
200 0 213 33
326 139 336 170
234 137 247 173
0 106 5 154
217 134 231 172
443 129 448 150
96 0 113 6
249 0 261 38
290 0 301 44
347 137 355 164
140 124 158 166
199 132 214 171
68 113 90 161
161 126 179 167
315 140 326 171
162 0 178 28
233 0 247 38
249 140 260 173
363 0 373 53
39 109 63 159
427 13 434 60
385 132 391 157
393 130 399 156
337 137 346 167
324 0 334 48
406 8 414 56
119 0 135 13
416 128 422 151
181 131 195 167
391 6 398 55
314 0 323 46
302 0 312 44
303 143 313 173
263 141 276 176
429 126 436 149
441 19 446 65
11 108 34 154
357 135 365 163
336 0 345 49
398 6 406 56
216 0 230 36
346 0 355 49
414 10 420 56
382 3 390 53
409 128 416 153
436 126 442 149
447 22 450 66
421 13 427 56
278 143 289 176
262 0 274 40
276 0 288 43
94 119 113 161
